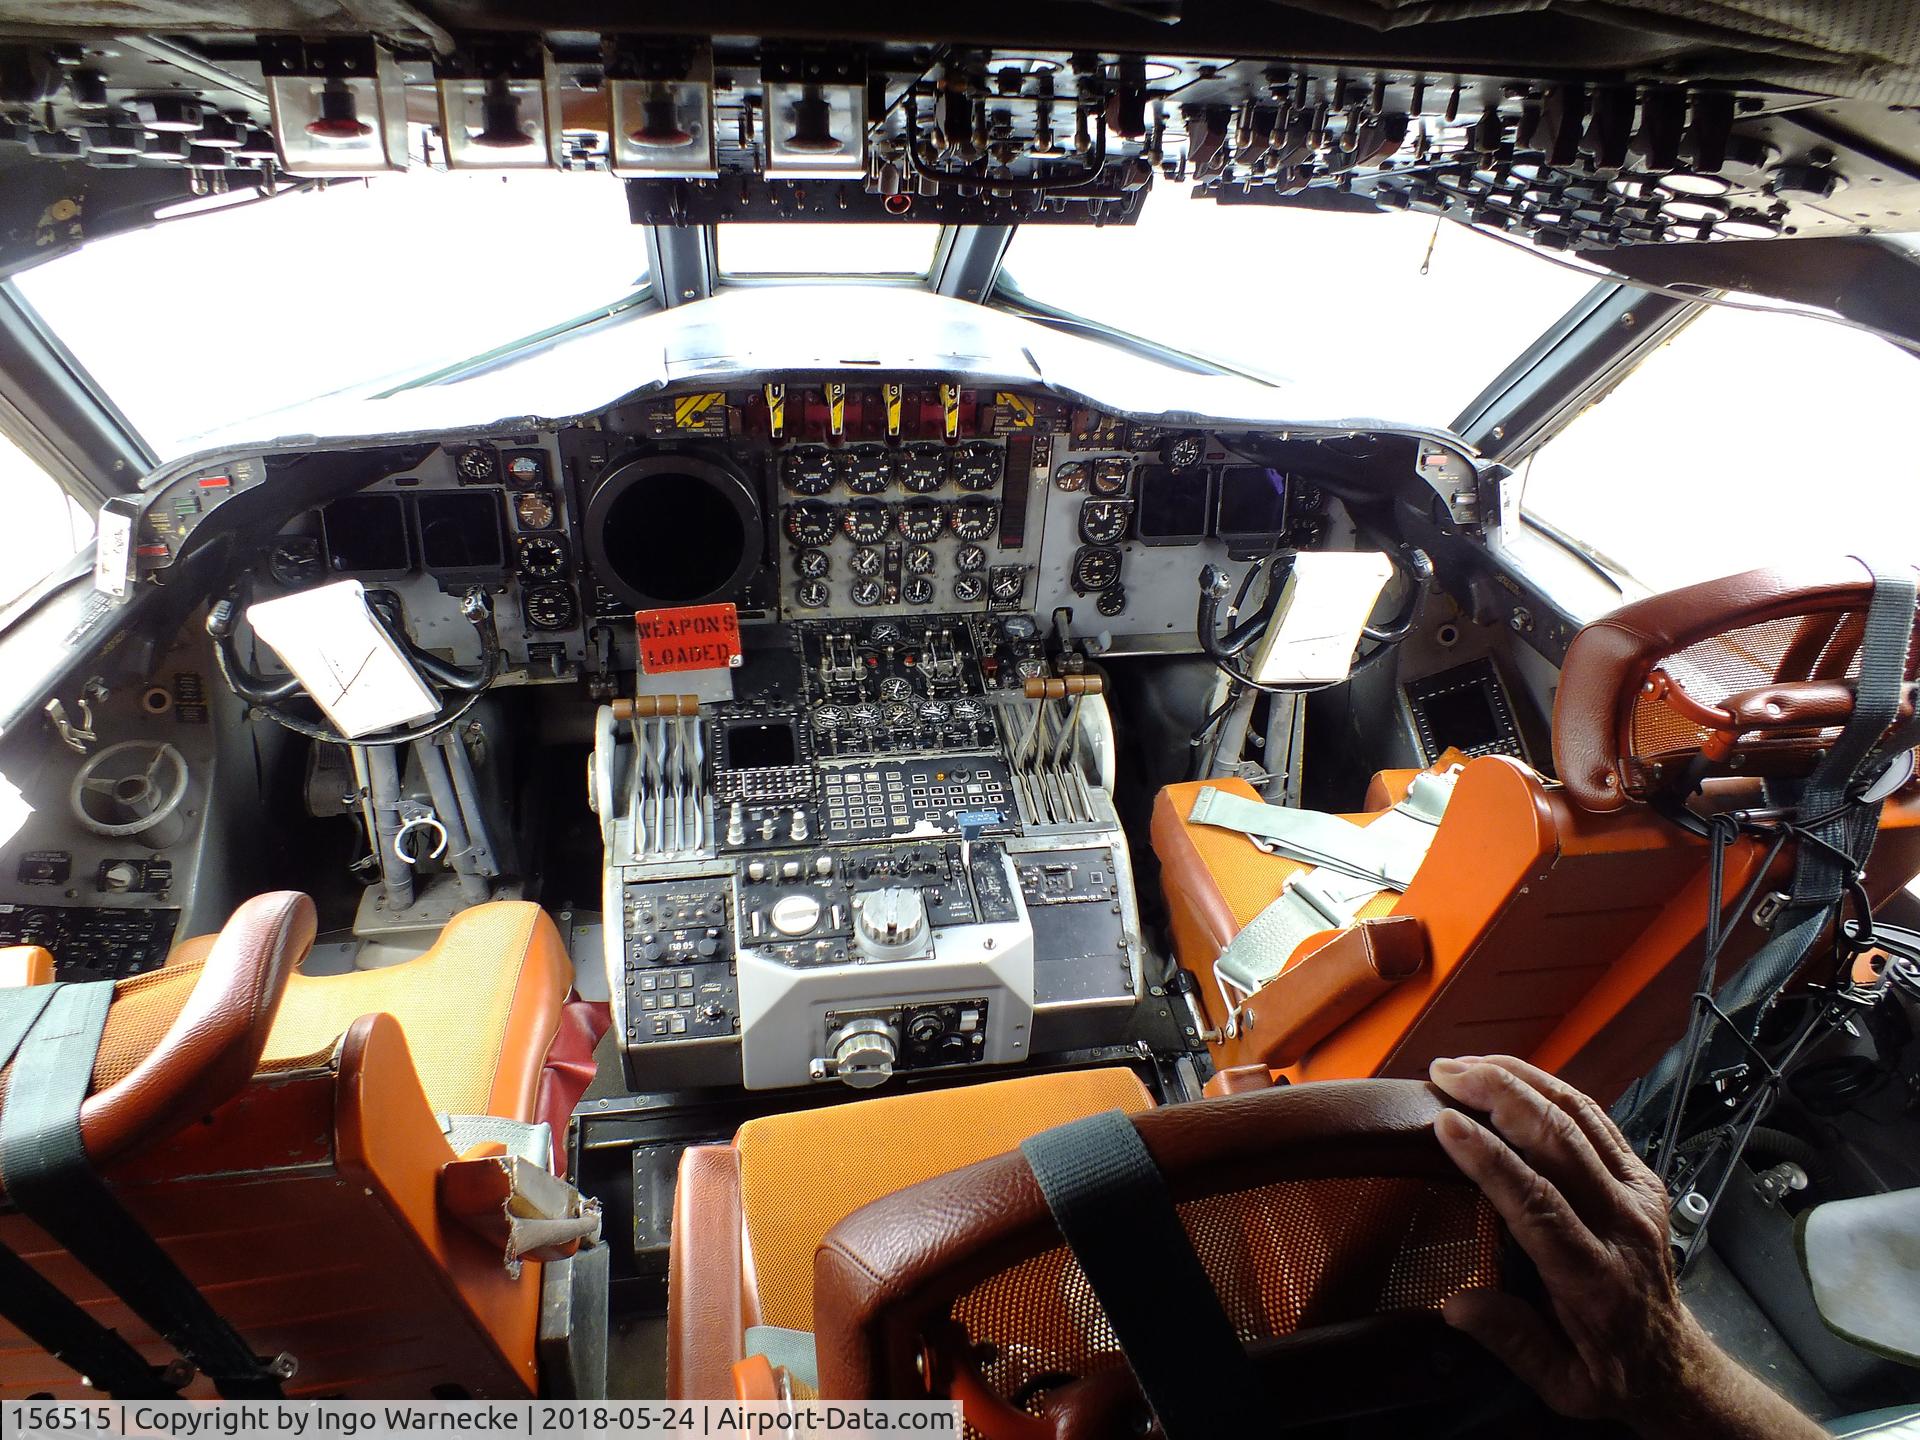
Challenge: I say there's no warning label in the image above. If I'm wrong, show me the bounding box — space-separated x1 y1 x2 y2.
635 604 742 673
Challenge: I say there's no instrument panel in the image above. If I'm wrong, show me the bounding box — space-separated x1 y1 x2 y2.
130 377 1352 676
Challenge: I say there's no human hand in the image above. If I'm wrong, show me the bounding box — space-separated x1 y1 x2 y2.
1425 1055 1822 1440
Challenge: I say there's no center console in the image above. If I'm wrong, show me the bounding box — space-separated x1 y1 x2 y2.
597 612 1142 1092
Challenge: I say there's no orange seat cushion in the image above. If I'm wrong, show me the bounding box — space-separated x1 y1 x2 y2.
77 901 571 1122
1151 778 1398 985
736 1067 1155 1332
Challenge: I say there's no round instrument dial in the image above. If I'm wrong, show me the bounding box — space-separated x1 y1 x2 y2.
1054 461 1087 492
989 567 1023 601
955 543 987 573
1071 545 1122 593
902 576 934 606
878 677 913 701
868 620 904 646
1089 459 1131 497
901 445 948 492
882 702 915 729
953 574 985 603
843 501 891 544
505 452 545 489
849 546 884 578
851 578 886 607
1161 433 1205 471
784 502 837 546
846 445 900 494
268 536 325 587
904 544 936 575
953 442 1003 491
897 501 944 542
795 578 830 609
783 446 841 495
811 704 849 730
515 491 556 530
1096 584 1127 616
950 699 985 722
849 703 883 730
794 547 831 579
1078 498 1131 545
1001 615 1038 641
524 583 578 630
917 700 949 724
456 446 495 481
950 501 997 541
516 534 568 580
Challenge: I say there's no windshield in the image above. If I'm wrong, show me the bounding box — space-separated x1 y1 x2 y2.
1519 298 1920 594
9 170 647 460
999 183 1598 426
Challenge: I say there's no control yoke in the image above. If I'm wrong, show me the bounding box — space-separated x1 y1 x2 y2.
208 585 502 745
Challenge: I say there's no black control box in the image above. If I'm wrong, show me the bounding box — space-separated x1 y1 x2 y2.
0 904 179 981
621 879 737 1048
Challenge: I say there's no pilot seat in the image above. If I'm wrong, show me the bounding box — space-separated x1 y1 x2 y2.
0 894 606 1399
1153 559 1920 1101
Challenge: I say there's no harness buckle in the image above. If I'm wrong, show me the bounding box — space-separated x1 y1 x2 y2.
1752 890 1790 930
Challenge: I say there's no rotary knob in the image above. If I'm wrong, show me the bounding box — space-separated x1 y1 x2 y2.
769 892 822 937
853 886 929 958
829 1020 899 1089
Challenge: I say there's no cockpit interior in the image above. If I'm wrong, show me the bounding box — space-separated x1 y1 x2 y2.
1 3 1919 1434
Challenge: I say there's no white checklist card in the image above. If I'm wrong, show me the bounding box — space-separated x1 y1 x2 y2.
246 579 440 738
1249 550 1398 686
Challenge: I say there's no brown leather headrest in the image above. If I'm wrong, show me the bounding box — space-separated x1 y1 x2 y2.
1552 558 1891 813
79 891 316 1164
812 1078 1467 1401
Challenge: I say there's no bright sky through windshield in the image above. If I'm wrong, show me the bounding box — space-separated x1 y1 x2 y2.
720 223 940 276
13 170 645 460
1000 184 1599 426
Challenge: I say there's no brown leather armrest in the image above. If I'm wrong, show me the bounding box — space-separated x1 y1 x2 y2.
80 890 315 1164
1202 1063 1276 1098
668 1144 746 1400
1237 916 1427 1070
0 945 54 988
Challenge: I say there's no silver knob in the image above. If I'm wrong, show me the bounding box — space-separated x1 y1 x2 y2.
853 886 929 958
829 1019 899 1089
726 800 745 847
99 860 140 893
790 807 810 842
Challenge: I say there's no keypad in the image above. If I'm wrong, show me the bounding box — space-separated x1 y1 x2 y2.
819 760 1011 839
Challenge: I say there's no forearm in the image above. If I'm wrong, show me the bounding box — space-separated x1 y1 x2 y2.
1628 1319 1826 1440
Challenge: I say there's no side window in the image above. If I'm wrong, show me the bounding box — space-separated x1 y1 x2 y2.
1519 303 1920 593
0 427 94 607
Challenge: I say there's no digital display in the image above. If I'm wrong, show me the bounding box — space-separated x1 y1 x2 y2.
1135 465 1212 545
1216 465 1290 540
321 494 409 575
1422 682 1503 753
415 491 506 571
727 721 797 770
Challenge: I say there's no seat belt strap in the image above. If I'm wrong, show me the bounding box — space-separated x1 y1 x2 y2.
1203 770 1458 1000
1021 1111 1265 1438
1187 780 1448 891
0 981 288 1398
0 986 180 1398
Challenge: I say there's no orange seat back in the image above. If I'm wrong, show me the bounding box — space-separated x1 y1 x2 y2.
0 1011 544 1400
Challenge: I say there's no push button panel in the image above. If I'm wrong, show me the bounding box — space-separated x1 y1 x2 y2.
622 878 737 1046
